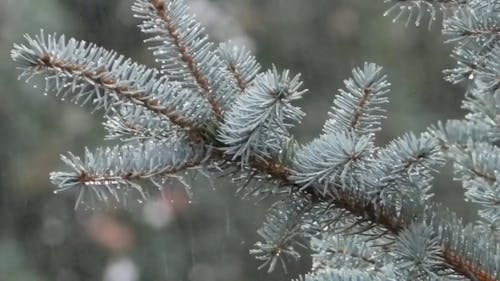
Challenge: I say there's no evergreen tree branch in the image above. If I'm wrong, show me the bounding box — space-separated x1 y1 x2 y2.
103 105 173 142
134 0 217 113
453 143 500 230
472 44 500 93
250 198 309 273
132 0 239 118
293 132 374 195
367 133 444 210
443 3 500 45
10 0 500 280
430 120 499 150
295 268 376 281
51 140 205 209
392 223 443 279
217 42 261 93
296 269 377 281
11 32 208 131
383 0 469 27
218 67 306 165
243 150 498 281
323 63 390 136
444 41 491 84
309 232 389 277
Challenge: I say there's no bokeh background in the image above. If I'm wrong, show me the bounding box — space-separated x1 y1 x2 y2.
0 0 474 280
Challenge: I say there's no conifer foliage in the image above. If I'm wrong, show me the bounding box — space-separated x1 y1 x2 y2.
10 0 500 280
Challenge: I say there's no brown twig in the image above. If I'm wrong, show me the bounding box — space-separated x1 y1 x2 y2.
350 87 372 130
471 168 497 183
76 159 201 186
229 63 247 93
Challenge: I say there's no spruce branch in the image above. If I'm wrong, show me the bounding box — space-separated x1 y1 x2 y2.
218 67 306 165
430 120 499 149
216 131 495 281
309 233 390 278
463 86 500 131
392 223 443 279
9 0 500 280
383 0 469 27
250 144 497 280
250 198 310 273
453 143 500 228
132 0 238 118
50 139 205 209
293 132 374 195
443 3 500 45
296 269 377 281
472 44 500 92
444 42 489 84
11 32 208 130
367 133 445 210
323 62 390 136
103 105 173 142
217 42 261 93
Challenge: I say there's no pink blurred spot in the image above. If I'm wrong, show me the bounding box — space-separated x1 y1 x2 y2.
86 214 133 253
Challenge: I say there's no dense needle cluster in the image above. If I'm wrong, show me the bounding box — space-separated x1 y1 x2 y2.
10 0 500 280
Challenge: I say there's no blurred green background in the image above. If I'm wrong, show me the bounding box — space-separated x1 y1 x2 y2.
0 0 473 280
